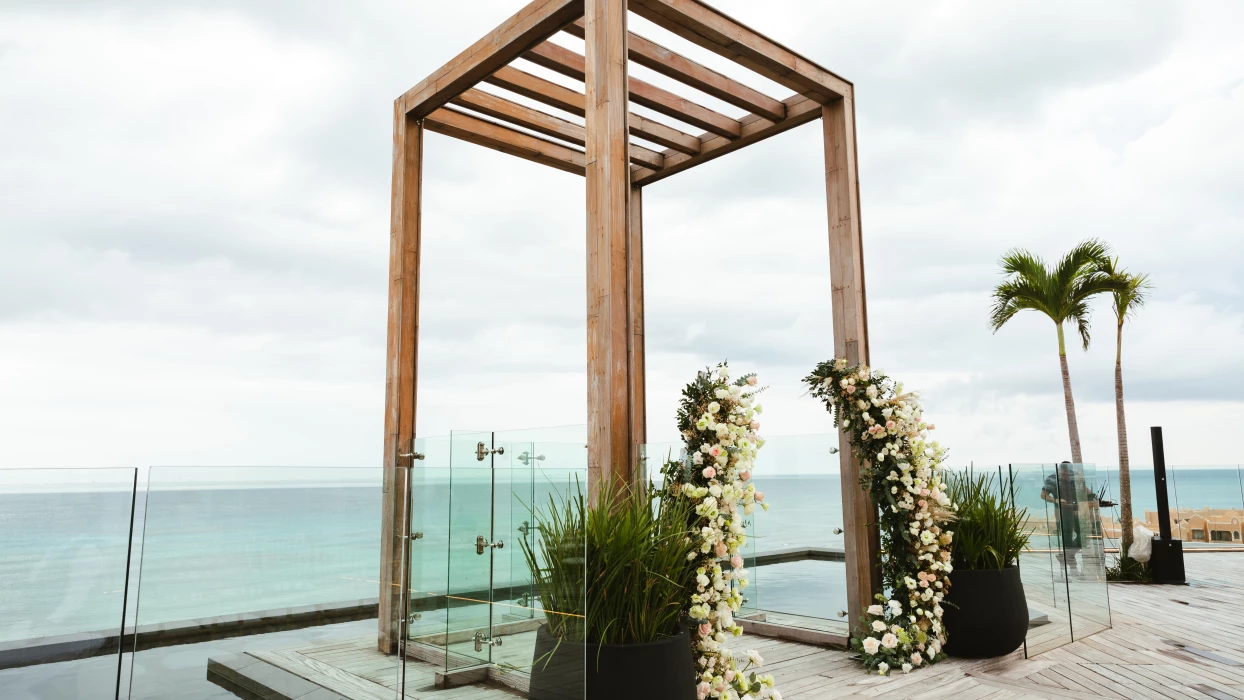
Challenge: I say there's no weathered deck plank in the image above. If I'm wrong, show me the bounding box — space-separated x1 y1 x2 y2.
213 553 1244 699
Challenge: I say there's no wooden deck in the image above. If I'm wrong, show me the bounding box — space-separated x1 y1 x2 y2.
211 552 1244 699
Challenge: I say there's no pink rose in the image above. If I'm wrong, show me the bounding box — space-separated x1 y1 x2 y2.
845 385 856 394
921 488 930 496
697 681 711 700
709 446 722 457
731 555 744 569
750 420 760 430
714 542 727 557
755 491 765 503
703 467 716 479
724 670 735 682
927 423 936 430
747 376 758 386
919 500 927 508
740 470 751 482
698 623 711 637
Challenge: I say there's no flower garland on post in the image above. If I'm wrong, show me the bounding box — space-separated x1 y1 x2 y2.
803 358 955 676
658 363 779 700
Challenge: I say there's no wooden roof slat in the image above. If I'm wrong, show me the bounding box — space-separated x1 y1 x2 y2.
451 88 664 170
628 0 851 102
424 107 586 176
564 20 786 122
525 41 742 139
401 0 585 119
631 93 821 187
484 66 702 155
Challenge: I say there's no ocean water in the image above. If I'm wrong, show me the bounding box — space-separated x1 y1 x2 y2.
1 466 1240 646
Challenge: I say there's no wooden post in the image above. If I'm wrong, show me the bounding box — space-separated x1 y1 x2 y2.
584 0 635 498
822 95 879 628
628 186 647 474
378 100 423 653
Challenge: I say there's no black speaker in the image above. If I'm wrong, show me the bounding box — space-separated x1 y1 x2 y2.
1150 538 1186 584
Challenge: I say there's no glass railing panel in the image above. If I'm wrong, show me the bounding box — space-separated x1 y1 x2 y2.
0 468 137 699
1166 465 1244 547
749 434 847 634
406 436 452 646
528 447 585 698
1058 463 1111 642
127 466 398 699
1009 463 1073 656
443 431 496 673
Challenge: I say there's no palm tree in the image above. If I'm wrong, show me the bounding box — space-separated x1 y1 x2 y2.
989 239 1127 463
1098 257 1152 558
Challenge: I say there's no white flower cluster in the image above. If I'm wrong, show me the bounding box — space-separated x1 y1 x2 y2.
806 358 955 676
670 365 779 700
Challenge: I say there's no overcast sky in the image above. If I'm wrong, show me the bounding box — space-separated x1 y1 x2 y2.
1 1 1242 472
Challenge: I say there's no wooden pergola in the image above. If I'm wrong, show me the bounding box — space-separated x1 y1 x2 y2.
378 0 876 653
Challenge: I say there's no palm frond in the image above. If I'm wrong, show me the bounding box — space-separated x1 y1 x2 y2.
1116 272 1153 322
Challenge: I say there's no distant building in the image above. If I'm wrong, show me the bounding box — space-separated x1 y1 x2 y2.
1101 508 1243 543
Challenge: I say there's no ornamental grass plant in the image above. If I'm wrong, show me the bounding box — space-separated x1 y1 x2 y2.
519 477 699 645
946 471 1031 570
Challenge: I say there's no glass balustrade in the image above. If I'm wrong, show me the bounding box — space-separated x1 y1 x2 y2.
6 439 1228 697
643 434 850 639
408 431 585 697
1098 464 1244 549
0 468 138 700
126 465 399 699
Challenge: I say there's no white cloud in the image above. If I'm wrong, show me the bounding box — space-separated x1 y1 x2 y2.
0 1 1241 470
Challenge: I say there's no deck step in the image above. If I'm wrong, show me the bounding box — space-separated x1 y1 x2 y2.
207 652 350 700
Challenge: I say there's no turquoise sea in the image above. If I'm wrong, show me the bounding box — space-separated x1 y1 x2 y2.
1 466 1241 647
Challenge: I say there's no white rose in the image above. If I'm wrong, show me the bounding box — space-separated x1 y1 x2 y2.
862 637 881 655
881 633 898 649
867 604 884 616
871 620 886 632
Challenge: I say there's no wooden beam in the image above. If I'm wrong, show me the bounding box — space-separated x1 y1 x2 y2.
822 95 878 631
424 107 587 176
629 0 851 102
628 186 647 472
585 0 635 497
401 0 584 118
378 100 422 654
565 20 786 122
486 66 702 155
451 88 664 170
631 92 820 186
526 41 742 139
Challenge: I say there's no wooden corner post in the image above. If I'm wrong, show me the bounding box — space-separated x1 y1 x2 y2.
585 0 638 499
823 94 880 627
378 100 423 653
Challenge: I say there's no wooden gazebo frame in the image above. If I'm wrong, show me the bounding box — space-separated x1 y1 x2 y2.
379 0 876 652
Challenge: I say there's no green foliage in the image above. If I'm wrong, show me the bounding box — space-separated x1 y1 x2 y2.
520 477 699 646
519 476 587 642
989 239 1130 350
945 471 1031 570
1097 256 1153 325
1106 555 1153 583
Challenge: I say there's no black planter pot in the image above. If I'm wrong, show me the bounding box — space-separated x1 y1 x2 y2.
528 623 696 700
943 565 1028 658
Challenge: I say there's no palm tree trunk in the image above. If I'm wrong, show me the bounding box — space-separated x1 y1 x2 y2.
1057 324 1084 464
1115 321 1133 558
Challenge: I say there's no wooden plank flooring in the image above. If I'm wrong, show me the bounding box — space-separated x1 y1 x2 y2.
227 553 1244 699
